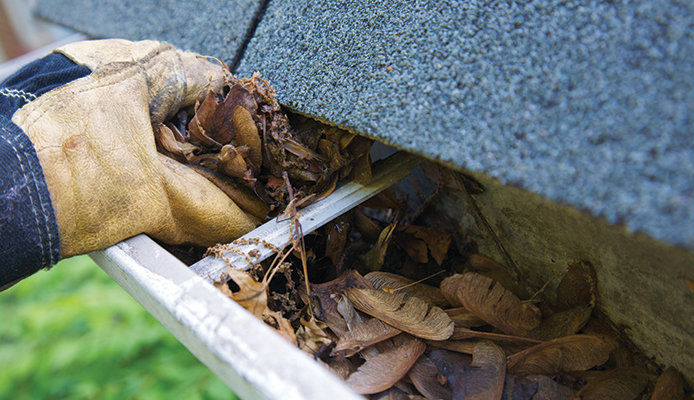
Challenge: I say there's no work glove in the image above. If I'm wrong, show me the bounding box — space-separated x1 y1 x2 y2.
11 39 258 258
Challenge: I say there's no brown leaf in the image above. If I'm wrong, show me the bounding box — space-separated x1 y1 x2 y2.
404 225 452 265
441 272 541 335
465 342 507 400
325 215 350 266
398 235 429 263
427 339 478 355
320 356 353 380
573 368 649 400
345 336 426 394
188 90 224 147
528 305 593 341
345 288 454 340
232 106 262 168
332 317 401 357
190 165 269 219
354 209 381 242
309 270 374 335
296 316 332 354
556 261 597 312
525 375 575 400
218 269 268 318
349 153 372 185
467 254 525 297
360 223 397 272
153 122 198 161
366 271 449 307
264 309 297 345
507 335 613 376
444 307 487 328
651 367 685 400
451 326 543 348
218 144 249 178
408 355 452 400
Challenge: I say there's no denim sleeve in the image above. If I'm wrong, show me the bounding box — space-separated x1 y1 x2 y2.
0 53 90 288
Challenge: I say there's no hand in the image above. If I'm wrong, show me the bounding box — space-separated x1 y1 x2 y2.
11 39 259 257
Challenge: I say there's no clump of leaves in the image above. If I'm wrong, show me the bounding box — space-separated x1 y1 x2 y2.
155 72 372 219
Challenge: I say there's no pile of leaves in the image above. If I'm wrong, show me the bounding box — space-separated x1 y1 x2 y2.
210 193 689 400
154 72 372 219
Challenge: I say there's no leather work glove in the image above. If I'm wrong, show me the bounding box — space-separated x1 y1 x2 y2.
11 39 258 258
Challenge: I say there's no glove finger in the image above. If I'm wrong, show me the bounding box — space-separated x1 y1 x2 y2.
150 155 259 247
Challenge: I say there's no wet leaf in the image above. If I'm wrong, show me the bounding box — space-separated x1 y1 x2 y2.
361 223 397 272
345 288 454 340
332 317 401 357
444 307 487 328
651 367 685 400
408 354 452 400
345 336 426 394
296 316 332 354
404 226 451 265
573 368 649 400
366 271 449 307
441 272 541 335
464 342 507 400
525 375 575 400
502 374 538 400
507 335 613 376
555 261 597 312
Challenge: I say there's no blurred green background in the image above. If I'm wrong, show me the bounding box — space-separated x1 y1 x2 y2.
0 255 238 399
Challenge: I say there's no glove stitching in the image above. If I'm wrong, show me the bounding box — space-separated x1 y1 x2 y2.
0 87 38 103
0 126 49 265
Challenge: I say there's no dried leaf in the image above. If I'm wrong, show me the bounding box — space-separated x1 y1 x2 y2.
444 307 487 327
366 271 449 307
232 106 262 168
573 368 649 400
441 272 541 335
153 122 197 160
361 223 397 271
345 336 426 394
219 269 268 318
467 254 526 298
408 355 452 400
264 309 297 345
309 270 374 335
525 375 575 400
404 225 451 265
188 90 224 147
555 261 597 312
332 318 401 357
451 327 543 347
296 316 332 354
529 305 593 341
651 367 685 400
354 209 381 241
465 342 507 400
426 339 478 355
190 165 269 219
398 235 429 264
345 288 454 340
218 144 249 178
507 335 613 376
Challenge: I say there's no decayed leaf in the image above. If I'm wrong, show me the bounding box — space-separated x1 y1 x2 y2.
361 223 397 271
408 355 452 400
464 342 507 400
325 215 350 265
451 326 543 347
404 225 451 265
525 375 575 400
366 271 449 307
296 316 332 354
398 235 429 263
651 367 685 400
507 335 613 376
502 374 539 400
345 336 426 394
332 317 401 357
345 288 454 340
555 261 597 312
529 305 593 341
444 307 486 327
354 209 381 241
441 272 541 335
573 368 649 400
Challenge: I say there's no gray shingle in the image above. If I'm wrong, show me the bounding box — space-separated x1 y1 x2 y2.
236 0 694 249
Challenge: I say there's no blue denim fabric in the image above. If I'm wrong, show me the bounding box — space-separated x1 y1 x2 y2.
0 53 90 287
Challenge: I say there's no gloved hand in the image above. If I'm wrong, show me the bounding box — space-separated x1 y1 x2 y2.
11 39 258 258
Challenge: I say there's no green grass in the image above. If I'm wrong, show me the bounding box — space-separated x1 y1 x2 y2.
0 256 237 400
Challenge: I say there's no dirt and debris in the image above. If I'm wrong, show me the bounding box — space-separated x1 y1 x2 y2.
159 71 690 399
